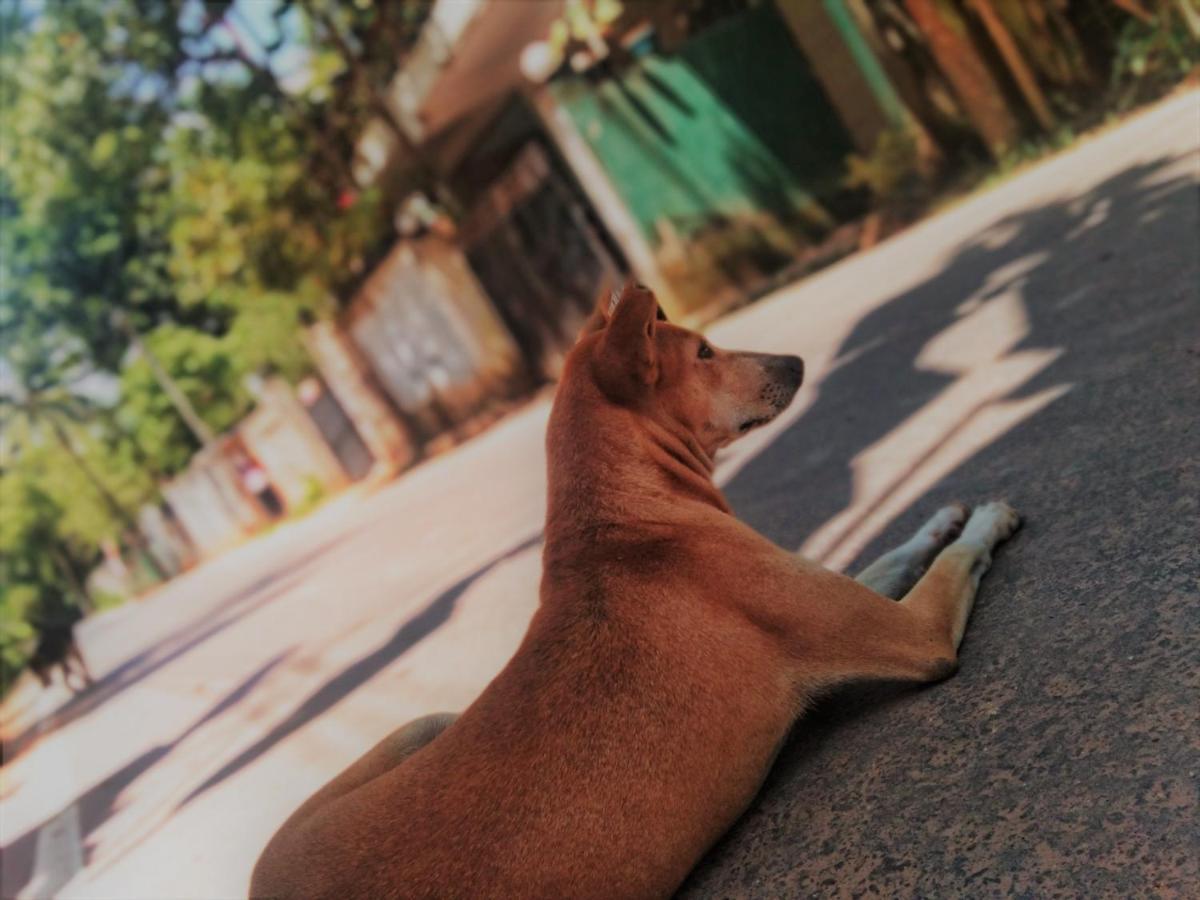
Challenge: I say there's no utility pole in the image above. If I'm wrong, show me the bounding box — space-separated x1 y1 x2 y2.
113 311 216 447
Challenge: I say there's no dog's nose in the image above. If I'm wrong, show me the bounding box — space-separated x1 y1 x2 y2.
773 355 804 387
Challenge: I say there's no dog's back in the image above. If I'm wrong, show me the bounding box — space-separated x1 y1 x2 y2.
254 548 793 899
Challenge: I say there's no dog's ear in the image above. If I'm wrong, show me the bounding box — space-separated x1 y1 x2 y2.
581 284 619 335
593 281 660 397
582 280 669 337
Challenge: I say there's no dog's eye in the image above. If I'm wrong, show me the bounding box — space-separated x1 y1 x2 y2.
697 342 714 360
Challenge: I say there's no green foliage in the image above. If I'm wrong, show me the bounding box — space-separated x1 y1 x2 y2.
0 472 94 691
0 0 208 369
0 0 439 691
844 128 929 216
0 288 153 538
116 326 252 475
0 294 157 690
155 109 329 376
1110 10 1200 109
994 126 1079 177
10 437 150 549
291 476 328 520
0 584 37 693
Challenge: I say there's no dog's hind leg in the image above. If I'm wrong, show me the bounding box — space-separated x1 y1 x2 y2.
252 712 458 894
854 504 969 599
286 712 456 825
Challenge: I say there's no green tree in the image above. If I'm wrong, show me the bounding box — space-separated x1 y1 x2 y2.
116 325 253 476
0 474 89 691
184 0 444 298
0 307 167 579
0 0 213 370
0 0 334 475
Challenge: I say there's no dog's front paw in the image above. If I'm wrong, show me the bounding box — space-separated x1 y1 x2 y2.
961 501 1021 549
920 503 969 548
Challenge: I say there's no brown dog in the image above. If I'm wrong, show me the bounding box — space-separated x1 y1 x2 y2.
251 283 1019 899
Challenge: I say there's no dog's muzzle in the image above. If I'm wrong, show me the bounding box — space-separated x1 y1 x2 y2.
740 355 804 433
765 355 804 407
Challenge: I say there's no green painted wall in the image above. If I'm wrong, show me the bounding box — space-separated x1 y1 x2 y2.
550 3 855 250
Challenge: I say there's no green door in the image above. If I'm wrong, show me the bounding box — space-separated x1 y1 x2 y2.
551 1 856 278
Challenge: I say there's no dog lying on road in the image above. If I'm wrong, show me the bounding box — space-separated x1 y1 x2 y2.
252 282 1020 899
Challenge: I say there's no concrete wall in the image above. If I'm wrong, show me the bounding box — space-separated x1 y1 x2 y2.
238 378 348 511
161 446 265 558
305 320 415 474
345 235 523 434
137 503 197 576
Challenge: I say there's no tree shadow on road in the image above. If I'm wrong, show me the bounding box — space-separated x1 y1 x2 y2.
173 531 545 811
1 528 544 899
2 530 362 766
682 150 1199 897
723 154 1195 558
0 651 293 899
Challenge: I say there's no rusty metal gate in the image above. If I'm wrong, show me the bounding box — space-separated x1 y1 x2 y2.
305 383 374 481
461 141 626 381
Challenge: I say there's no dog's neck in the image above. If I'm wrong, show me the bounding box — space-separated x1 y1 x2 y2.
544 377 731 555
637 414 728 511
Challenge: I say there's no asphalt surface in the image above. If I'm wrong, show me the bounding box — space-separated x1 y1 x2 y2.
682 96 1200 898
2 91 1197 899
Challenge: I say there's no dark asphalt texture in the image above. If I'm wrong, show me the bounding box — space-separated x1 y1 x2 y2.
679 150 1200 895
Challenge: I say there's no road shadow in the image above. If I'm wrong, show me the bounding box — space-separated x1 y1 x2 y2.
174 531 544 811
2 531 361 766
724 153 1195 555
682 151 1199 896
0 652 292 899
0 528 543 899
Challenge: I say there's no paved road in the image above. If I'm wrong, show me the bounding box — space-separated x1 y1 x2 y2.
2 91 1197 899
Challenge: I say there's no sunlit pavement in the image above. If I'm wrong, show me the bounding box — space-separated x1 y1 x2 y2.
2 90 1197 899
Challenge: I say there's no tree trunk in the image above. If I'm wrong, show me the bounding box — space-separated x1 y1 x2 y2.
969 0 1056 131
1016 0 1095 87
49 417 168 581
1111 0 1156 24
903 0 1020 156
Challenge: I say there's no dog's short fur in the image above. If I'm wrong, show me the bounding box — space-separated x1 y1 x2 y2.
252 283 1019 899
